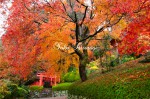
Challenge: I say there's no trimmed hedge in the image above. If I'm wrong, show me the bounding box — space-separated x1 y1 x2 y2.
29 85 43 92
52 83 73 91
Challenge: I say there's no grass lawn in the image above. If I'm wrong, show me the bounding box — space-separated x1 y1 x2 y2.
68 57 150 99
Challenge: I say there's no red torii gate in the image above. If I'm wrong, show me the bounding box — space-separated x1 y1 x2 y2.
35 73 60 86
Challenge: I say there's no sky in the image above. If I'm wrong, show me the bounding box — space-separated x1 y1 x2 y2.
0 10 6 37
0 1 12 38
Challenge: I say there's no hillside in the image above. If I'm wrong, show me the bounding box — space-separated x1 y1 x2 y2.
68 57 150 99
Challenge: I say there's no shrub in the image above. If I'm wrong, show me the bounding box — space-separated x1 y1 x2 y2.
29 86 43 92
16 87 28 97
63 71 80 82
120 55 135 63
7 84 18 93
0 84 11 99
0 80 30 99
0 83 30 99
20 85 30 93
0 80 16 99
0 93 4 99
87 66 99 75
1 91 11 99
7 84 29 98
52 83 73 91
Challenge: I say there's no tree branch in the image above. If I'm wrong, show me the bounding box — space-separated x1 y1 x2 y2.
76 0 87 7
60 0 76 22
23 2 31 11
80 6 88 25
78 14 124 44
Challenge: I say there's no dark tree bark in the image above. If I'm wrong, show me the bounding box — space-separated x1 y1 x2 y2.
79 55 88 81
74 24 89 82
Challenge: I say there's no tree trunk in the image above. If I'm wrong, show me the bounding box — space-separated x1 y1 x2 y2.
79 56 88 82
75 24 88 82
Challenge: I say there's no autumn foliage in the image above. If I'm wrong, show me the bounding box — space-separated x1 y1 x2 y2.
118 9 150 55
1 0 150 82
